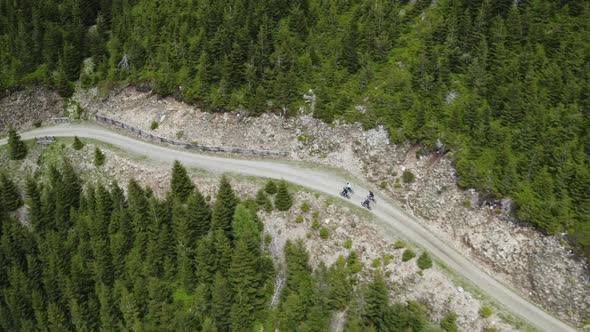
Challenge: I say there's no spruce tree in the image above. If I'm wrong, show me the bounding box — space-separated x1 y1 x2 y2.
211 176 237 238
72 136 84 150
187 191 211 240
228 239 260 330
275 180 293 211
7 127 27 160
1 173 22 211
62 159 81 210
255 188 267 206
328 256 352 310
94 147 106 167
211 272 232 332
231 204 260 243
264 180 277 194
170 160 194 202
25 177 43 233
363 275 389 329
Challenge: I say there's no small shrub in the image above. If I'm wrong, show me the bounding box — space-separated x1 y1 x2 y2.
264 180 277 194
312 210 320 219
325 197 334 206
295 215 304 223
402 170 416 183
440 312 458 332
417 252 433 270
264 234 272 245
482 327 498 332
479 306 492 318
402 249 416 262
301 201 311 213
383 254 394 265
94 147 106 166
72 136 84 150
264 199 273 212
394 181 402 189
371 258 381 268
343 239 353 249
464 200 472 208
306 232 312 239
385 270 392 278
312 218 320 230
380 181 388 189
319 227 329 239
33 120 42 128
347 252 362 273
176 130 184 139
393 240 406 249
205 195 211 202
150 121 159 130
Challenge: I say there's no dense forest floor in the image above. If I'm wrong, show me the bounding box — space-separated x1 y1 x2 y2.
0 134 520 331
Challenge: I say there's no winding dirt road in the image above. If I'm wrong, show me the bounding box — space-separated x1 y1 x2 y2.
1 124 575 332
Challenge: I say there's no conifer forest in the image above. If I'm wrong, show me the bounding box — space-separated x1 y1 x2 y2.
1 0 588 258
0 0 590 327
0 159 436 331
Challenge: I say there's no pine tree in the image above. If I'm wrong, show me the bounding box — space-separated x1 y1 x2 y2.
170 160 194 202
441 312 458 332
328 256 352 310
94 147 106 167
275 180 293 211
1 173 22 212
62 159 81 210
211 176 237 238
72 136 84 150
7 127 27 160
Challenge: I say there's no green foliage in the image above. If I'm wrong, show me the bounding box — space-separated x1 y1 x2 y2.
8 127 27 160
264 180 277 195
94 147 106 166
312 218 320 230
402 249 416 262
33 120 42 128
255 189 267 206
464 200 472 208
150 121 159 130
263 198 273 212
301 201 311 213
440 312 458 332
1 173 23 211
371 258 381 268
231 204 260 243
2 0 590 255
343 239 353 249
170 160 194 202
319 227 329 239
394 240 406 249
275 180 293 211
211 176 237 238
72 136 84 150
380 181 389 189
479 306 493 318
417 252 433 270
295 214 304 223
402 170 416 184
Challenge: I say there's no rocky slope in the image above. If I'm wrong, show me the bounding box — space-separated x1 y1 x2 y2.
71 86 590 326
0 89 64 134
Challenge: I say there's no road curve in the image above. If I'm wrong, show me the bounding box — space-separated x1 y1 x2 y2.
1 124 575 332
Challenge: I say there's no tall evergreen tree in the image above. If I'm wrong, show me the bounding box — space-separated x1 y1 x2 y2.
7 127 27 160
170 160 194 202
1 173 22 212
274 180 293 211
211 176 237 238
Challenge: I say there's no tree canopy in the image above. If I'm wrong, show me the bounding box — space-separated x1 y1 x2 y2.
1 0 589 258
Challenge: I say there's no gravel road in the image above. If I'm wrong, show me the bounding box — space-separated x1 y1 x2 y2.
0 124 576 332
